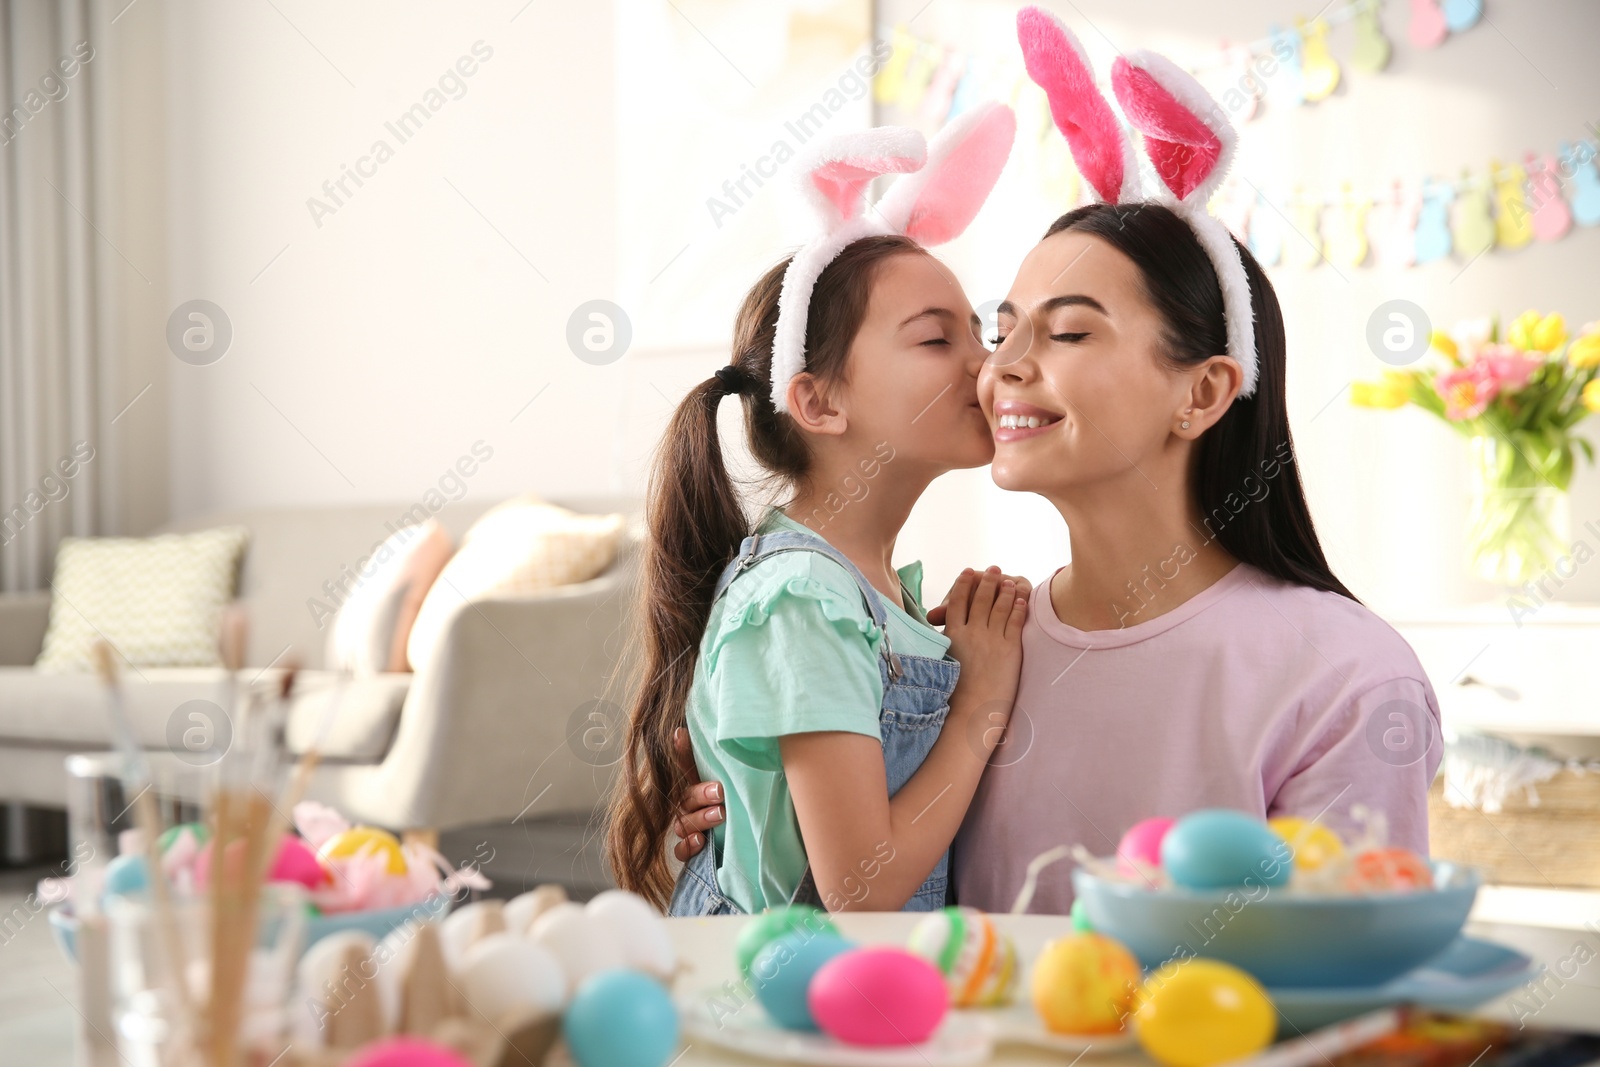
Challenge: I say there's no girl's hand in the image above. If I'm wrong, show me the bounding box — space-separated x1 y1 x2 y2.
939 567 1029 731
670 726 724 862
926 568 1032 626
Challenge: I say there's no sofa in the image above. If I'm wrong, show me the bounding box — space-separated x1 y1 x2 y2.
0 496 641 836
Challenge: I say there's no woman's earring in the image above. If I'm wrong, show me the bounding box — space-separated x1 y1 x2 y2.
1180 420 1191 429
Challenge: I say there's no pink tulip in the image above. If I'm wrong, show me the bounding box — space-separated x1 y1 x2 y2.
1435 363 1499 420
1477 344 1543 392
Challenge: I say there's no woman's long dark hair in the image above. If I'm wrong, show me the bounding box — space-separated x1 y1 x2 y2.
605 234 928 907
1044 202 1356 602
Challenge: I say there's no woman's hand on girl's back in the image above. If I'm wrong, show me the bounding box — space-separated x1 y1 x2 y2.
670 726 723 862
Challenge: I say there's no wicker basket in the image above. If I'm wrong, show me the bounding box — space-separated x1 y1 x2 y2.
1429 770 1600 887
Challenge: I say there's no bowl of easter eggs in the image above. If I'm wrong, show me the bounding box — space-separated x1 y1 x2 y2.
1072 809 1482 988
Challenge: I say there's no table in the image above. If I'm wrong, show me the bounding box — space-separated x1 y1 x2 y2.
662 910 1600 1066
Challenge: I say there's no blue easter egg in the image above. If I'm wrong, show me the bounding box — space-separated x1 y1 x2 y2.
1161 809 1292 890
563 969 679 1067
103 853 149 899
751 931 854 1031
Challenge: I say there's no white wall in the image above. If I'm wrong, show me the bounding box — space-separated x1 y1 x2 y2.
154 0 1600 616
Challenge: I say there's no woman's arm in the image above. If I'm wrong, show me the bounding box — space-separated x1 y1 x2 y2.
782 568 1027 911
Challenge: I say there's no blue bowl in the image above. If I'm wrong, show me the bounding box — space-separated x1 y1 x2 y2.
1072 860 1481 988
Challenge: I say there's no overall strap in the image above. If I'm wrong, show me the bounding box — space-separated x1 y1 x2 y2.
711 529 904 679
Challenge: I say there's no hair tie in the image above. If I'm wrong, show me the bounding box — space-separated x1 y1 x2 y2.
713 365 748 395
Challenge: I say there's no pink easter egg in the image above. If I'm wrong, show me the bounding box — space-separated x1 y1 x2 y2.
344 1037 474 1067
1117 816 1175 875
194 835 329 890
809 947 947 1047
270 835 331 889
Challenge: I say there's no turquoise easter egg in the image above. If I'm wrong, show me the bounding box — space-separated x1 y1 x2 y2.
752 931 854 1031
103 853 149 899
563 969 679 1067
734 905 837 977
1161 809 1292 890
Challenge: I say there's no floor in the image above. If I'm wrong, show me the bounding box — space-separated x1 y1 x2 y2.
0 815 611 1065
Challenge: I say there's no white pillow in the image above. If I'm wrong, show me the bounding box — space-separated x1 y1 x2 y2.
326 519 452 674
405 498 625 673
36 527 250 671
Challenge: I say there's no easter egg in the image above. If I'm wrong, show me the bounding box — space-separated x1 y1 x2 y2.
563 969 680 1067
1132 959 1275 1067
270 835 330 888
751 930 854 1030
906 906 1018 1007
585 890 677 980
317 826 407 874
1344 847 1434 892
1268 817 1345 872
345 1036 474 1067
504 884 568 936
1029 932 1141 1034
1117 817 1175 875
809 947 947 1047
529 903 626 995
1161 809 1292 890
440 899 509 971
103 853 149 899
457 933 567 1020
735 905 837 977
157 822 209 853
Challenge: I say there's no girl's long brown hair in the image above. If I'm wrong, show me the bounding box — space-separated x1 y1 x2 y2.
605 234 925 907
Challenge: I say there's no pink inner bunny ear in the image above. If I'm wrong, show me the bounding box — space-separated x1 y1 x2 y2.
1016 5 1129 203
801 128 927 226
1111 50 1234 204
876 101 1017 246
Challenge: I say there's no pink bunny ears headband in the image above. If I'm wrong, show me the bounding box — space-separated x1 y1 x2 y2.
1017 6 1259 397
770 100 1017 414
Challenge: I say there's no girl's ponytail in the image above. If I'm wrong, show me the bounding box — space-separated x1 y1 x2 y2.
605 234 925 906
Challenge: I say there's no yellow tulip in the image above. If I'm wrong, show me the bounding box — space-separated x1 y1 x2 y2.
1507 310 1542 350
1351 371 1411 409
1532 313 1567 353
1584 380 1600 414
1570 330 1600 370
1429 330 1459 364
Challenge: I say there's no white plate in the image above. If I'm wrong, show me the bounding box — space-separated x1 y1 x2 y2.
681 989 993 1067
981 1002 1136 1054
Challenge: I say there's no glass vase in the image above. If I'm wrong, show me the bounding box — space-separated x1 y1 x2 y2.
1465 434 1571 587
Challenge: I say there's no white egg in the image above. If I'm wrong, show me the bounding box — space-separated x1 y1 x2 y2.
456 932 567 1022
504 884 568 936
529 903 625 994
439 899 507 973
584 889 676 979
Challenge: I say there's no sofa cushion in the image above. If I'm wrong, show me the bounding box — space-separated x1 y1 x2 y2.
406 498 625 673
0 667 408 763
36 527 249 671
327 520 452 674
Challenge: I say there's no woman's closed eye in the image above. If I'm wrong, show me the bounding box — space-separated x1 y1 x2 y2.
1050 330 1090 343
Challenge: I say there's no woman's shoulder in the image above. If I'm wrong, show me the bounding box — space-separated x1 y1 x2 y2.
1232 564 1431 689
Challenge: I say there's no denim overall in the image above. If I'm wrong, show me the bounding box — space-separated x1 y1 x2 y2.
667 529 961 916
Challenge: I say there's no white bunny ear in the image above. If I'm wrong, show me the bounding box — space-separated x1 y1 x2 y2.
798 126 927 229
1110 49 1236 208
875 101 1017 245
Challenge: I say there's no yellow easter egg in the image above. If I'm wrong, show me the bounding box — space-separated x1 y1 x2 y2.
1268 816 1345 872
1133 959 1275 1067
317 826 407 875
1029 932 1141 1035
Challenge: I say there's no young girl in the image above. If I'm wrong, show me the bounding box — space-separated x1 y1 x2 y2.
605 105 1032 915
676 12 1442 913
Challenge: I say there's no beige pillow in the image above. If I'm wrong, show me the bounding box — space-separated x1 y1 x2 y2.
405 498 624 673
327 519 452 674
36 527 249 671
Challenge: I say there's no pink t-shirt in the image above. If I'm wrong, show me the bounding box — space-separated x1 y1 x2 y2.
952 561 1441 915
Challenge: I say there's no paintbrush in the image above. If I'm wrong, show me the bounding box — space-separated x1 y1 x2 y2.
90 641 200 1060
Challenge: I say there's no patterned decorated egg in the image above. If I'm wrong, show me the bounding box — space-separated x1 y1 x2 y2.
906 906 1018 1007
1030 933 1141 1035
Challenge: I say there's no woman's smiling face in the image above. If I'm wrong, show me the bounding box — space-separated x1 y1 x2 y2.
978 228 1195 495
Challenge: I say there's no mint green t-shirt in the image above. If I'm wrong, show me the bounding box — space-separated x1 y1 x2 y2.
685 509 950 913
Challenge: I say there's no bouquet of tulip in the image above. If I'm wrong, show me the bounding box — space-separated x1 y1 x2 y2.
1352 311 1600 585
